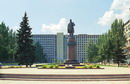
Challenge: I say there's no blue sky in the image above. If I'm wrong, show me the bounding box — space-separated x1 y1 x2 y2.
0 0 130 34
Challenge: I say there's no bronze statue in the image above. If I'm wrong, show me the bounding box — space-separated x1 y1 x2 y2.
65 19 79 65
67 19 75 37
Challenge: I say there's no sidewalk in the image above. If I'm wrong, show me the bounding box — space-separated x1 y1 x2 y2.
0 80 130 84
0 67 130 84
1 66 130 75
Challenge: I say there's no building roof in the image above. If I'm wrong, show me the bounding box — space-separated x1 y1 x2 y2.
125 20 130 26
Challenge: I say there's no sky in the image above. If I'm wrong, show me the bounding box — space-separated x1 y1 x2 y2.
0 0 130 35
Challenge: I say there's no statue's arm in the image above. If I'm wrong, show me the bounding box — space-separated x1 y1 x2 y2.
73 23 75 26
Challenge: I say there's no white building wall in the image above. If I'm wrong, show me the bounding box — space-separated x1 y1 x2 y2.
57 33 64 63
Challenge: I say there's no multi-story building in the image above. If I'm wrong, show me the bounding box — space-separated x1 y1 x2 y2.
32 34 57 63
32 33 100 63
57 33 64 63
124 20 130 64
75 34 99 62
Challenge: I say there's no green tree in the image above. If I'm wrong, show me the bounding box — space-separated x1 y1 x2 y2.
96 19 126 66
97 34 108 64
8 29 17 61
86 40 98 63
0 22 9 62
111 19 126 67
35 42 47 63
97 33 113 64
15 13 35 67
0 22 16 62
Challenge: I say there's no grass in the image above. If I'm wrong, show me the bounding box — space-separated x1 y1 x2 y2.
75 65 100 69
99 64 130 68
3 63 122 69
37 64 102 69
1 63 18 66
1 66 27 69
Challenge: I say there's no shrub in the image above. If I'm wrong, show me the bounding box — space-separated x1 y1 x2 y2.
14 66 20 68
48 65 53 68
96 65 100 68
10 66 14 68
93 65 96 67
36 65 43 67
19 66 22 68
42 65 47 68
53 65 59 68
88 65 93 68
83 66 87 68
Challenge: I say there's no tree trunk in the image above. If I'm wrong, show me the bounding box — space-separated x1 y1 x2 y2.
26 65 28 67
118 61 120 67
29 65 31 67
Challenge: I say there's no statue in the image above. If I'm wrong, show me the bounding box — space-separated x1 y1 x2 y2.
64 19 79 65
67 19 75 37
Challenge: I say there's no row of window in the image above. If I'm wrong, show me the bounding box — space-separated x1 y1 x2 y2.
126 32 130 37
75 35 100 38
33 35 100 38
125 25 130 32
33 35 56 38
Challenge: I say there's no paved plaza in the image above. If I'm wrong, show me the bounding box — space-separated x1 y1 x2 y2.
0 80 130 84
1 66 130 75
0 66 130 84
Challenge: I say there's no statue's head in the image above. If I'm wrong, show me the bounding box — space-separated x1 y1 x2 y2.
70 19 72 22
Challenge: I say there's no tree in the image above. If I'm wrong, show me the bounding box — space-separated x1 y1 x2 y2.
15 13 35 67
111 19 126 67
35 42 47 63
96 19 126 66
86 40 98 63
97 33 113 64
0 22 16 62
0 23 9 62
96 34 108 64
8 29 17 61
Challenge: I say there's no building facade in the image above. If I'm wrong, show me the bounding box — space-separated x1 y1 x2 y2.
75 34 99 62
32 34 57 63
124 20 130 64
57 33 64 63
32 33 100 63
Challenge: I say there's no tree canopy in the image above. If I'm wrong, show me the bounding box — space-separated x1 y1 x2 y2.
35 41 47 63
0 22 16 62
15 13 35 67
86 40 98 63
87 19 127 67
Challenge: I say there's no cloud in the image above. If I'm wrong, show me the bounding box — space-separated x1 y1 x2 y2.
41 18 68 34
98 0 130 26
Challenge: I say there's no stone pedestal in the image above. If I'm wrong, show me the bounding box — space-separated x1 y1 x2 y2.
64 37 79 64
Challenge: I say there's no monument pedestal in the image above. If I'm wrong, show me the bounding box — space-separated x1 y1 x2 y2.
64 60 79 64
64 37 79 65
